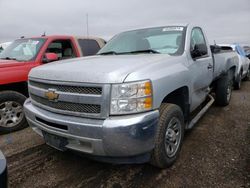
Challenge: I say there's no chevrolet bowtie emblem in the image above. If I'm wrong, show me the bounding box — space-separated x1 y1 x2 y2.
45 89 59 101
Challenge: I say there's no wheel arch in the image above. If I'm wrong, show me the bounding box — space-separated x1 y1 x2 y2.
0 82 28 97
160 86 190 122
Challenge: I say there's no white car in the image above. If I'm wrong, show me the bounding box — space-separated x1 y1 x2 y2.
220 44 250 89
0 42 12 53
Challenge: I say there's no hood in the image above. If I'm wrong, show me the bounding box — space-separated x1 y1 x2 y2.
0 59 26 68
29 54 180 84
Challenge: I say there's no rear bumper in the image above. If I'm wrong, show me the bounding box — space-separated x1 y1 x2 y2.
0 151 7 188
24 99 159 159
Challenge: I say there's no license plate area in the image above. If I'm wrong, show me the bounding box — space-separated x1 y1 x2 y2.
42 131 68 151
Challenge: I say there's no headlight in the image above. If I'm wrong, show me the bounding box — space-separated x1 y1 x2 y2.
110 80 153 115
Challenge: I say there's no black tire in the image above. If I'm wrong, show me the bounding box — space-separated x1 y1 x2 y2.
234 72 242 90
242 67 250 81
215 72 233 106
0 91 28 133
150 103 184 168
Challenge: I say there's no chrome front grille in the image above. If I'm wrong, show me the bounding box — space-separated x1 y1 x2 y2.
28 79 110 118
29 81 102 95
30 94 101 114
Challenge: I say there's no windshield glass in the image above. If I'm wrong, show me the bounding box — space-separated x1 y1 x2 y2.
98 26 186 55
0 38 46 61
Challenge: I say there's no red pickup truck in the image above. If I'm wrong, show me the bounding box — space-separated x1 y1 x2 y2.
0 35 105 133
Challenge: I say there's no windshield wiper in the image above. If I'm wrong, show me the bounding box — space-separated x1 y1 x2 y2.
126 49 160 54
0 57 17 60
98 51 118 55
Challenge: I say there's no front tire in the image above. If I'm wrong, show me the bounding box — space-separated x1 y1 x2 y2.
150 103 184 168
0 91 28 133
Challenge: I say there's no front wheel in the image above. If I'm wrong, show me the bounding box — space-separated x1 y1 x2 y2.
0 91 28 133
150 103 184 168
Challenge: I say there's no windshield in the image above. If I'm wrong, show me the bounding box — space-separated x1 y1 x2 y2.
0 38 46 61
98 26 186 55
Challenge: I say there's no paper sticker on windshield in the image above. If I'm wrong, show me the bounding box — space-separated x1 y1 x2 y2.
32 41 39 45
26 40 39 45
162 27 184 32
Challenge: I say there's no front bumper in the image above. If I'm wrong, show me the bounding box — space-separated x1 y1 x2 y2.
24 99 159 159
0 151 7 188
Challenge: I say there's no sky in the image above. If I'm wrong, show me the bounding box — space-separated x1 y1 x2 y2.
0 0 249 44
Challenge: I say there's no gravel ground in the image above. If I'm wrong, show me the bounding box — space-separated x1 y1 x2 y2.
0 81 249 188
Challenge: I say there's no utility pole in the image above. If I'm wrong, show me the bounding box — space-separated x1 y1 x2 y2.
86 13 89 38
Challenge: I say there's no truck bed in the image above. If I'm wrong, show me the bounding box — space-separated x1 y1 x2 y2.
211 45 238 81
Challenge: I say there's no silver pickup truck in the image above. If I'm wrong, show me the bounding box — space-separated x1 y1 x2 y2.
24 24 239 168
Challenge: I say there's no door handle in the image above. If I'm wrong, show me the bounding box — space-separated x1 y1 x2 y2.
207 64 213 69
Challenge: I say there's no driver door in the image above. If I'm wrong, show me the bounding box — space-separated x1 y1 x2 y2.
189 27 213 111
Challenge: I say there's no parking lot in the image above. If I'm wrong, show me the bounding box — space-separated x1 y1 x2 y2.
0 81 249 188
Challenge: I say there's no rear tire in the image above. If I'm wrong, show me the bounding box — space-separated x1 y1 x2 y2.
150 103 184 168
243 68 250 81
234 72 242 90
215 72 233 106
0 91 28 133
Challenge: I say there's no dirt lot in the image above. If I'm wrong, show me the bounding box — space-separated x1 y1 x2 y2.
0 82 249 188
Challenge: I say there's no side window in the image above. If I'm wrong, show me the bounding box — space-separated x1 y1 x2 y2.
190 28 208 56
46 40 76 60
78 39 100 56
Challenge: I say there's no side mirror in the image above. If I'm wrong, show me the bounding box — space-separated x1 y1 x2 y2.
43 53 58 63
191 44 208 59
